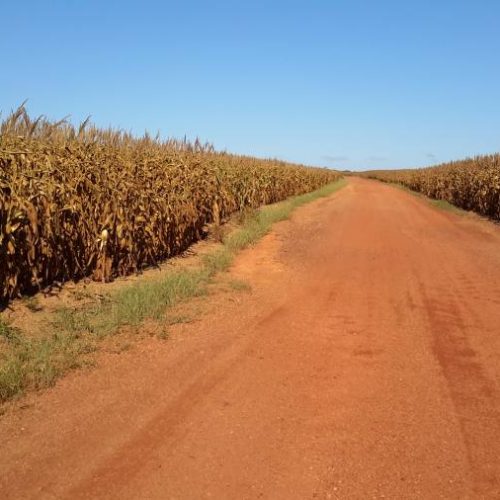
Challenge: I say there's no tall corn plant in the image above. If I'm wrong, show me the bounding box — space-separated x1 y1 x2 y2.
0 106 340 303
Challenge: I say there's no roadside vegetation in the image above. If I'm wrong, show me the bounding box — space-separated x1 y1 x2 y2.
382 182 467 215
361 154 500 221
0 179 346 404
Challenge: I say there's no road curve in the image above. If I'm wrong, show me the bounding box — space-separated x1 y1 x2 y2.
1 177 500 499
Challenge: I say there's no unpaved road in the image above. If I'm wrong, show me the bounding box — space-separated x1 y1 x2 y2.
2 177 500 499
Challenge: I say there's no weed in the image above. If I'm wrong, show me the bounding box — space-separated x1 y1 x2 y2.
0 331 91 403
430 199 466 215
228 280 252 292
202 248 233 275
70 289 94 302
22 296 43 312
0 319 21 344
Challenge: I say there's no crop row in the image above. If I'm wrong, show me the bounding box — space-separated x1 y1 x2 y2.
363 155 500 220
0 108 340 303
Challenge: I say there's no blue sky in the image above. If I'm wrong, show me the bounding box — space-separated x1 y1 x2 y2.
2 0 500 171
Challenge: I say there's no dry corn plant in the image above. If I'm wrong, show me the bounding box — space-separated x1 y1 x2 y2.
0 106 340 304
363 155 500 220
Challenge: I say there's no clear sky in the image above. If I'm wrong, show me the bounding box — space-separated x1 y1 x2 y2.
2 0 500 171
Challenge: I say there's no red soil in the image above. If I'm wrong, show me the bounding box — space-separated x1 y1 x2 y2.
2 177 500 499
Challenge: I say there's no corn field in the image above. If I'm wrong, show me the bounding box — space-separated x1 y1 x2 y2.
0 107 340 303
364 155 500 220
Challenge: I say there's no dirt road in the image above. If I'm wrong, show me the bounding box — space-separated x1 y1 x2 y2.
2 178 500 499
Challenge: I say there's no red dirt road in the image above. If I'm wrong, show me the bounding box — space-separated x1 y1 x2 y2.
2 178 500 499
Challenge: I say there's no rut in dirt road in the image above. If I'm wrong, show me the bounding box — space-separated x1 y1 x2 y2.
1 177 500 499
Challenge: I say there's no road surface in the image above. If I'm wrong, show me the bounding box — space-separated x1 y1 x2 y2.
1 177 500 499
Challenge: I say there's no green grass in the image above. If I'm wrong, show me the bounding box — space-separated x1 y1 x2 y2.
429 198 466 215
0 318 21 344
0 179 346 404
228 279 252 292
0 320 94 403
